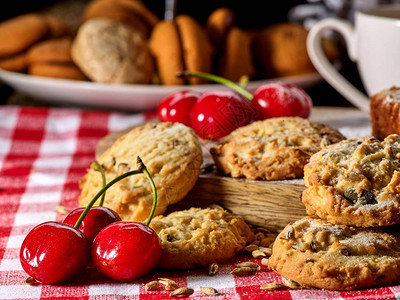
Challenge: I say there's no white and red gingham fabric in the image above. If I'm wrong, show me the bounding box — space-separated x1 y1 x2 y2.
0 105 398 300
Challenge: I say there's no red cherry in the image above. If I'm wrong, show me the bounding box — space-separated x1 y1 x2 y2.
189 91 257 140
251 83 313 119
92 221 162 282
63 206 121 243
19 221 91 284
157 90 200 126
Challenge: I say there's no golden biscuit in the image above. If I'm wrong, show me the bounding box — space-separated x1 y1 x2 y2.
302 135 400 227
210 117 346 180
28 63 88 81
79 122 203 222
0 14 49 57
149 15 214 85
150 207 254 269
268 217 400 290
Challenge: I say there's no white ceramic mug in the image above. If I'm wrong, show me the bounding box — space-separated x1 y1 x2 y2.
307 4 400 112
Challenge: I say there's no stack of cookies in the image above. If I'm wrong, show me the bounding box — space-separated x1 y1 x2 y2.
268 134 400 290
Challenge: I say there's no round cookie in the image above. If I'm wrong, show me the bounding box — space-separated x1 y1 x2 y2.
216 26 255 82
302 134 400 227
252 22 315 78
71 18 154 84
0 14 50 57
79 122 203 222
0 53 27 72
206 7 235 50
268 216 400 290
149 15 214 85
28 63 88 81
81 0 159 38
26 37 73 64
210 117 346 180
150 207 254 269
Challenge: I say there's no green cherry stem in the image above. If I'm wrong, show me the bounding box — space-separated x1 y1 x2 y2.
137 156 157 226
73 156 157 229
176 71 254 100
92 161 106 206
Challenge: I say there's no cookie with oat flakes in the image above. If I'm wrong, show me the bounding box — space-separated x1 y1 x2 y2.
268 216 400 290
78 122 202 222
210 117 345 180
149 207 254 269
302 134 400 227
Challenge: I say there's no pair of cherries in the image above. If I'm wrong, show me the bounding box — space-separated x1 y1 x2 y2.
19 158 162 284
158 71 313 140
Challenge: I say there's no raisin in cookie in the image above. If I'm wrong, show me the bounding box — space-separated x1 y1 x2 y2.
210 117 345 180
268 216 400 290
79 122 202 222
302 135 400 227
149 207 254 269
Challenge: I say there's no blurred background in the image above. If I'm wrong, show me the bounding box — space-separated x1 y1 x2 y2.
1 0 394 108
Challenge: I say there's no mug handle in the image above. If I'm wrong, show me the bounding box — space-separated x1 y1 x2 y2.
306 18 370 113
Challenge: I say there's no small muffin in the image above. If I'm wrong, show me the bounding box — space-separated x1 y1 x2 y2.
210 117 346 180
268 216 400 290
71 18 154 84
370 86 400 140
79 122 203 222
302 135 400 227
150 207 254 269
149 15 214 85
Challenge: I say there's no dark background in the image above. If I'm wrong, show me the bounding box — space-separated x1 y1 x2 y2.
0 0 365 109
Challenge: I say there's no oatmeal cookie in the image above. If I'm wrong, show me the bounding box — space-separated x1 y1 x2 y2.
210 117 345 180
150 207 254 269
302 135 400 227
79 122 202 222
268 216 400 290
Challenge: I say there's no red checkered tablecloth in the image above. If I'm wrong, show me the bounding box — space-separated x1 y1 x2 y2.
0 105 398 300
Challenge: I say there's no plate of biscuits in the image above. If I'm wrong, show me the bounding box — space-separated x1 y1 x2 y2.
0 1 340 110
0 68 323 111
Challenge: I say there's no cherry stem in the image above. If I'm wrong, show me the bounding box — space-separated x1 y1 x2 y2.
92 161 106 206
177 71 254 100
74 156 157 229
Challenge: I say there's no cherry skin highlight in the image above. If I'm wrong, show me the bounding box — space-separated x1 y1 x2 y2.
251 83 313 119
63 206 122 243
92 221 162 282
189 90 257 140
157 90 200 126
19 221 91 284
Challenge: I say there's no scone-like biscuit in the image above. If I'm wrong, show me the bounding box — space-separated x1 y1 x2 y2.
150 207 254 269
81 0 159 38
71 18 154 84
302 135 400 227
210 117 346 180
370 86 400 140
79 122 203 222
268 217 400 290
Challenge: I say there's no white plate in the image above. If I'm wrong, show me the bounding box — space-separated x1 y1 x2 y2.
0 69 322 111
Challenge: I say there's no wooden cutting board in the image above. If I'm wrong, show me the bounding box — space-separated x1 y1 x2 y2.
96 127 308 233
